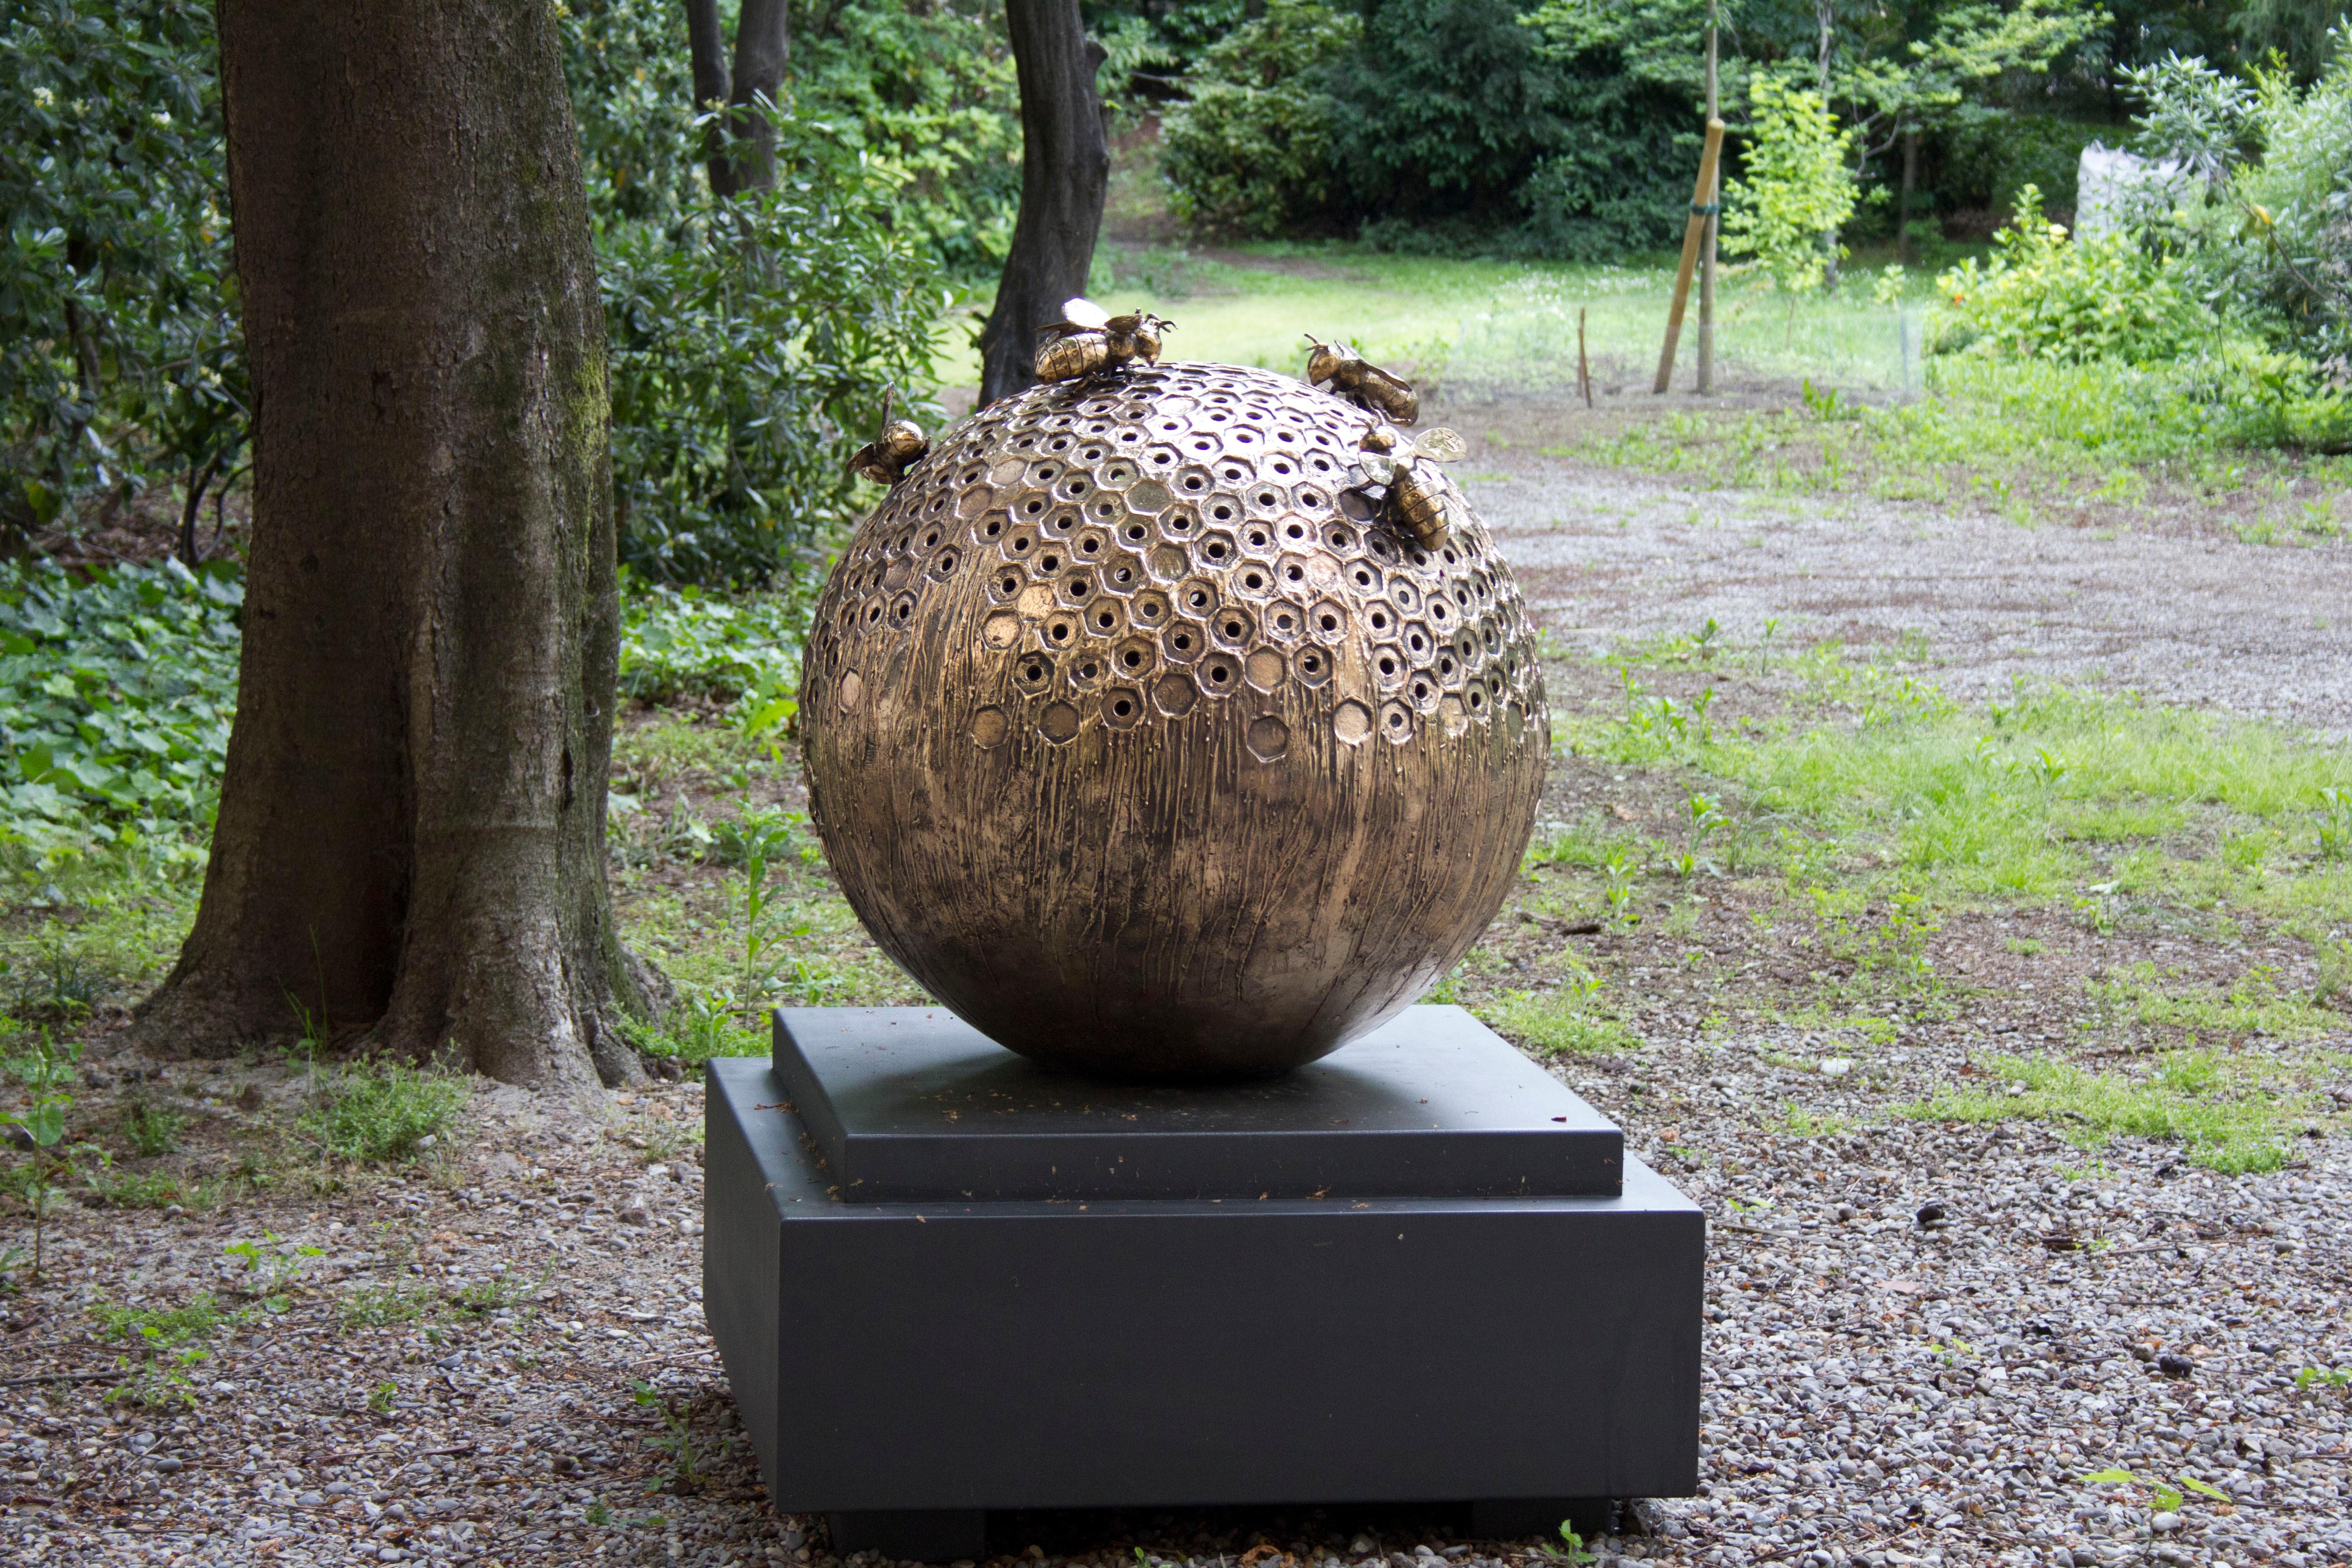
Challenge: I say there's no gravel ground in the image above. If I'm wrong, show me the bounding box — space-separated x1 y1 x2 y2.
1463 460 2352 738
5 459 2349 1568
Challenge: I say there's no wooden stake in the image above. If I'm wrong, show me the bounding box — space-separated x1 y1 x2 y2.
1653 118 1726 395
1696 3 1720 396
1578 307 1592 409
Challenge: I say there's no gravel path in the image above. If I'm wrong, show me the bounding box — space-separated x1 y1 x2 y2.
1465 461 2352 737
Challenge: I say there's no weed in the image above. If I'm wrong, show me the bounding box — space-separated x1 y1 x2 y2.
339 1281 439 1332
2318 939 2352 1009
0 1031 82 1278
2293 1365 2352 1391
93 1292 225 1408
1477 989 1638 1056
586 1499 613 1526
448 1264 552 1318
369 1379 398 1416
224 1232 323 1309
1779 1102 1858 1137
2318 787 2352 861
623 995 765 1067
2083 1467 2233 1519
2089 961 2339 1044
83 1166 217 1210
119 1097 185 1157
1904 1051 2296 1172
304 1059 469 1164
631 1381 702 1493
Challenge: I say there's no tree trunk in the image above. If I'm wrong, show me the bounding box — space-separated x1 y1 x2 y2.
978 1 1110 407
687 0 790 198
134 0 655 1097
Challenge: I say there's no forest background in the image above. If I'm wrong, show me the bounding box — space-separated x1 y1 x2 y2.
0 0 2347 1041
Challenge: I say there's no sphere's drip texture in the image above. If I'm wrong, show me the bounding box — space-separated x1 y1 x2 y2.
801 362 1549 1078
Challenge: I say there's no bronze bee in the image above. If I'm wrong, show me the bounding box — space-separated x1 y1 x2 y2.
849 413 930 487
1035 298 1176 383
1356 425 1465 551
1304 335 1419 425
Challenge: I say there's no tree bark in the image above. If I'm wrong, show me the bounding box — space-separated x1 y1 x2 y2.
687 0 790 198
977 1 1110 407
134 0 654 1097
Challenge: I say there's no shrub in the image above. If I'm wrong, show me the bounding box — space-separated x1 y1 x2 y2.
1721 78 1859 301
1930 186 2202 365
305 1060 469 1164
600 118 946 587
1160 0 1360 238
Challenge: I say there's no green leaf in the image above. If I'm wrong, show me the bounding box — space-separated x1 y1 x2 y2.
2082 1468 2137 1484
2179 1476 2231 1501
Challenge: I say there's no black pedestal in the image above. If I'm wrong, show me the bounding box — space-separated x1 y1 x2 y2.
705 1007 1703 1563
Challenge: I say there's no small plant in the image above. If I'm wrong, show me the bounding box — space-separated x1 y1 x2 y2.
585 1499 613 1526
93 1293 224 1409
369 1378 398 1416
224 1232 323 1310
2318 787 2352 861
631 1380 702 1493
119 1097 186 1157
1 1032 83 1279
2293 1364 2352 1392
2083 1466 2232 1518
1537 1519 1596 1566
2319 939 2352 1009
304 1058 469 1163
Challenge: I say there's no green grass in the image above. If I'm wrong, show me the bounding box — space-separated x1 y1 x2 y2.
1902 1050 2307 1173
303 1060 470 1165
1476 987 1639 1056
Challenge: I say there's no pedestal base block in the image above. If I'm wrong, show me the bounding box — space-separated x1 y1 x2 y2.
704 1008 1703 1560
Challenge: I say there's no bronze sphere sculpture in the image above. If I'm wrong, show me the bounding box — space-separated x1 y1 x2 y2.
800 358 1548 1079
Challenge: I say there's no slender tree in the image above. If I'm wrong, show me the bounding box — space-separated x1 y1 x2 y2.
685 0 790 197
977 0 1110 407
133 0 659 1096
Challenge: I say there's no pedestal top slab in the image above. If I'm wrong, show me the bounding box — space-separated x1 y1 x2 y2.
771 1004 1623 1202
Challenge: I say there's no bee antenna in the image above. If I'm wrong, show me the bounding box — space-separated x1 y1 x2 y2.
881 386 895 428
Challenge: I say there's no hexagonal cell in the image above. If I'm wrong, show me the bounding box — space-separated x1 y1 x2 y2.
1113 513 1156 551
1426 597 1455 631
1195 530 1240 571
1127 477 1174 513
1379 700 1415 743
1388 578 1422 613
1396 621 1431 662
1033 545 1068 578
1053 469 1095 505
1454 629 1480 663
1161 620 1206 665
1056 569 1098 608
1067 650 1109 690
956 484 998 519
1141 443 1185 473
1082 598 1126 639
887 592 919 631
1084 493 1126 529
1331 698 1372 745
1463 682 1493 721
1071 527 1111 564
1200 494 1246 534
1172 465 1215 501
1129 589 1171 630
1161 504 1200 539
1208 606 1255 649
1008 488 1053 526
1261 599 1306 642
1229 561 1276 600
1039 612 1081 653
1147 544 1190 582
969 705 1010 749
1322 523 1359 554
1024 458 1068 489
1363 600 1398 639
1111 636 1158 681
1175 578 1220 619
1369 644 1408 691
1307 599 1348 642
1406 671 1441 714
1438 693 1470 737
1434 650 1461 686
1013 652 1056 694
1269 554 1314 596
1341 559 1382 594
1197 651 1243 697
1043 505 1082 538
1001 524 1041 564
1103 687 1146 729
1098 457 1142 490
970 512 1010 549
1097 551 1147 597
1244 648 1286 692
985 458 1027 487
1244 483 1288 522
1152 670 1198 717
1212 456 1255 489
1039 701 1081 744
1246 715 1290 763
926 546 961 581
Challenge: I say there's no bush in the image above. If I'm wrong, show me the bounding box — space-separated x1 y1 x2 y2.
599 117 946 587
1722 78 1859 299
305 1060 470 1164
1930 186 2201 364
1160 0 1360 238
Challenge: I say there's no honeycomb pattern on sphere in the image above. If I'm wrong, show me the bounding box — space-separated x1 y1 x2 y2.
806 362 1544 751
799 360 1551 1081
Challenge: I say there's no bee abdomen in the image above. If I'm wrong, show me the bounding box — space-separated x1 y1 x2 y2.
1036 331 1110 382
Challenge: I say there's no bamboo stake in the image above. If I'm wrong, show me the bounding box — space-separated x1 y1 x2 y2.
1577 306 1592 409
1652 117 1726 395
1696 3 1720 395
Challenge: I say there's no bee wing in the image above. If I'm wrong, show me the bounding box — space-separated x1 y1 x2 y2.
1414 427 1468 463
1361 360 1414 397
1059 297 1111 330
1357 453 1397 486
